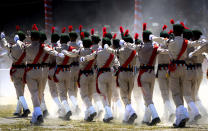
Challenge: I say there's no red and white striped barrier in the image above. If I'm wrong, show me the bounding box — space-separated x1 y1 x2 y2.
44 0 53 34
134 0 143 34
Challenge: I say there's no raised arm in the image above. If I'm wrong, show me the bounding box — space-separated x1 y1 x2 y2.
188 39 207 47
189 44 208 58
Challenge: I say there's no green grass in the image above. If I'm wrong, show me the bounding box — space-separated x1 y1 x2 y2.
0 105 208 130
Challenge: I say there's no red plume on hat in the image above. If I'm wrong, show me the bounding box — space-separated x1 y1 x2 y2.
103 27 107 33
180 22 189 29
91 28 95 35
62 27 66 33
134 33 139 40
79 25 83 32
120 26 124 33
81 32 85 38
16 25 20 31
168 29 173 34
68 25 73 32
162 25 167 31
32 24 38 31
124 29 129 36
103 32 107 37
113 33 117 39
170 19 175 24
143 23 147 31
51 26 55 33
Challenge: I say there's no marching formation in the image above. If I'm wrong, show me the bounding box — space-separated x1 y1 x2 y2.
0 19 208 128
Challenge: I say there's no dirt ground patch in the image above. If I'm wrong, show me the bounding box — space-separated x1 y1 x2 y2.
0 105 208 131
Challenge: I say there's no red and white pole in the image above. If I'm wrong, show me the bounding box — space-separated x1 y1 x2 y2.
44 0 53 34
134 0 143 34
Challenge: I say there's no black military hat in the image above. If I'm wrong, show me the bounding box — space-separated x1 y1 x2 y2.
82 37 92 48
192 30 202 40
160 25 170 38
142 23 152 41
183 29 193 40
102 37 111 46
170 19 184 34
60 27 70 43
51 26 60 43
69 31 78 39
40 31 47 42
31 24 40 39
134 33 142 45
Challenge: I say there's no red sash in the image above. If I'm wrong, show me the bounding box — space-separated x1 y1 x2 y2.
23 44 44 83
96 53 114 94
137 45 158 90
77 50 95 88
53 46 75 82
116 50 136 87
168 39 188 72
10 51 26 79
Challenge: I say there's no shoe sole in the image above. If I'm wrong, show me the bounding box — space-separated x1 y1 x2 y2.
173 118 187 128
85 112 97 122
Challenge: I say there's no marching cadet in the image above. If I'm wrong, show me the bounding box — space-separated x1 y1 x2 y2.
48 27 62 114
188 31 208 116
182 27 201 122
68 26 81 114
39 31 50 118
52 27 73 120
90 29 104 117
150 19 206 127
0 26 30 117
123 23 166 126
80 37 120 123
157 25 175 122
191 30 208 117
61 37 97 122
22 24 62 125
104 31 138 124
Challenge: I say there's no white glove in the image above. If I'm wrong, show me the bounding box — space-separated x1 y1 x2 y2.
104 44 109 49
119 40 125 47
188 52 193 58
80 57 86 62
1 32 5 39
61 50 68 54
58 53 65 58
149 34 154 41
14 35 19 43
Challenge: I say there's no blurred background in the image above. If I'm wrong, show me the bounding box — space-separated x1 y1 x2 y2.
0 0 207 37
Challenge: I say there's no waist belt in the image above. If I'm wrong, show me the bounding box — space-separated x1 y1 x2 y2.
57 65 71 68
70 62 79 67
171 60 186 65
80 70 94 75
158 64 169 70
12 64 26 68
27 64 45 68
139 66 154 70
98 68 111 73
195 63 202 68
119 67 133 72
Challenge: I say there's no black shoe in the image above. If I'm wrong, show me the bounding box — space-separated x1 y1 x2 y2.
85 112 97 122
103 117 113 123
43 110 49 118
21 109 31 117
148 117 161 126
30 115 44 126
127 113 137 124
59 111 72 121
173 118 187 128
13 113 21 117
